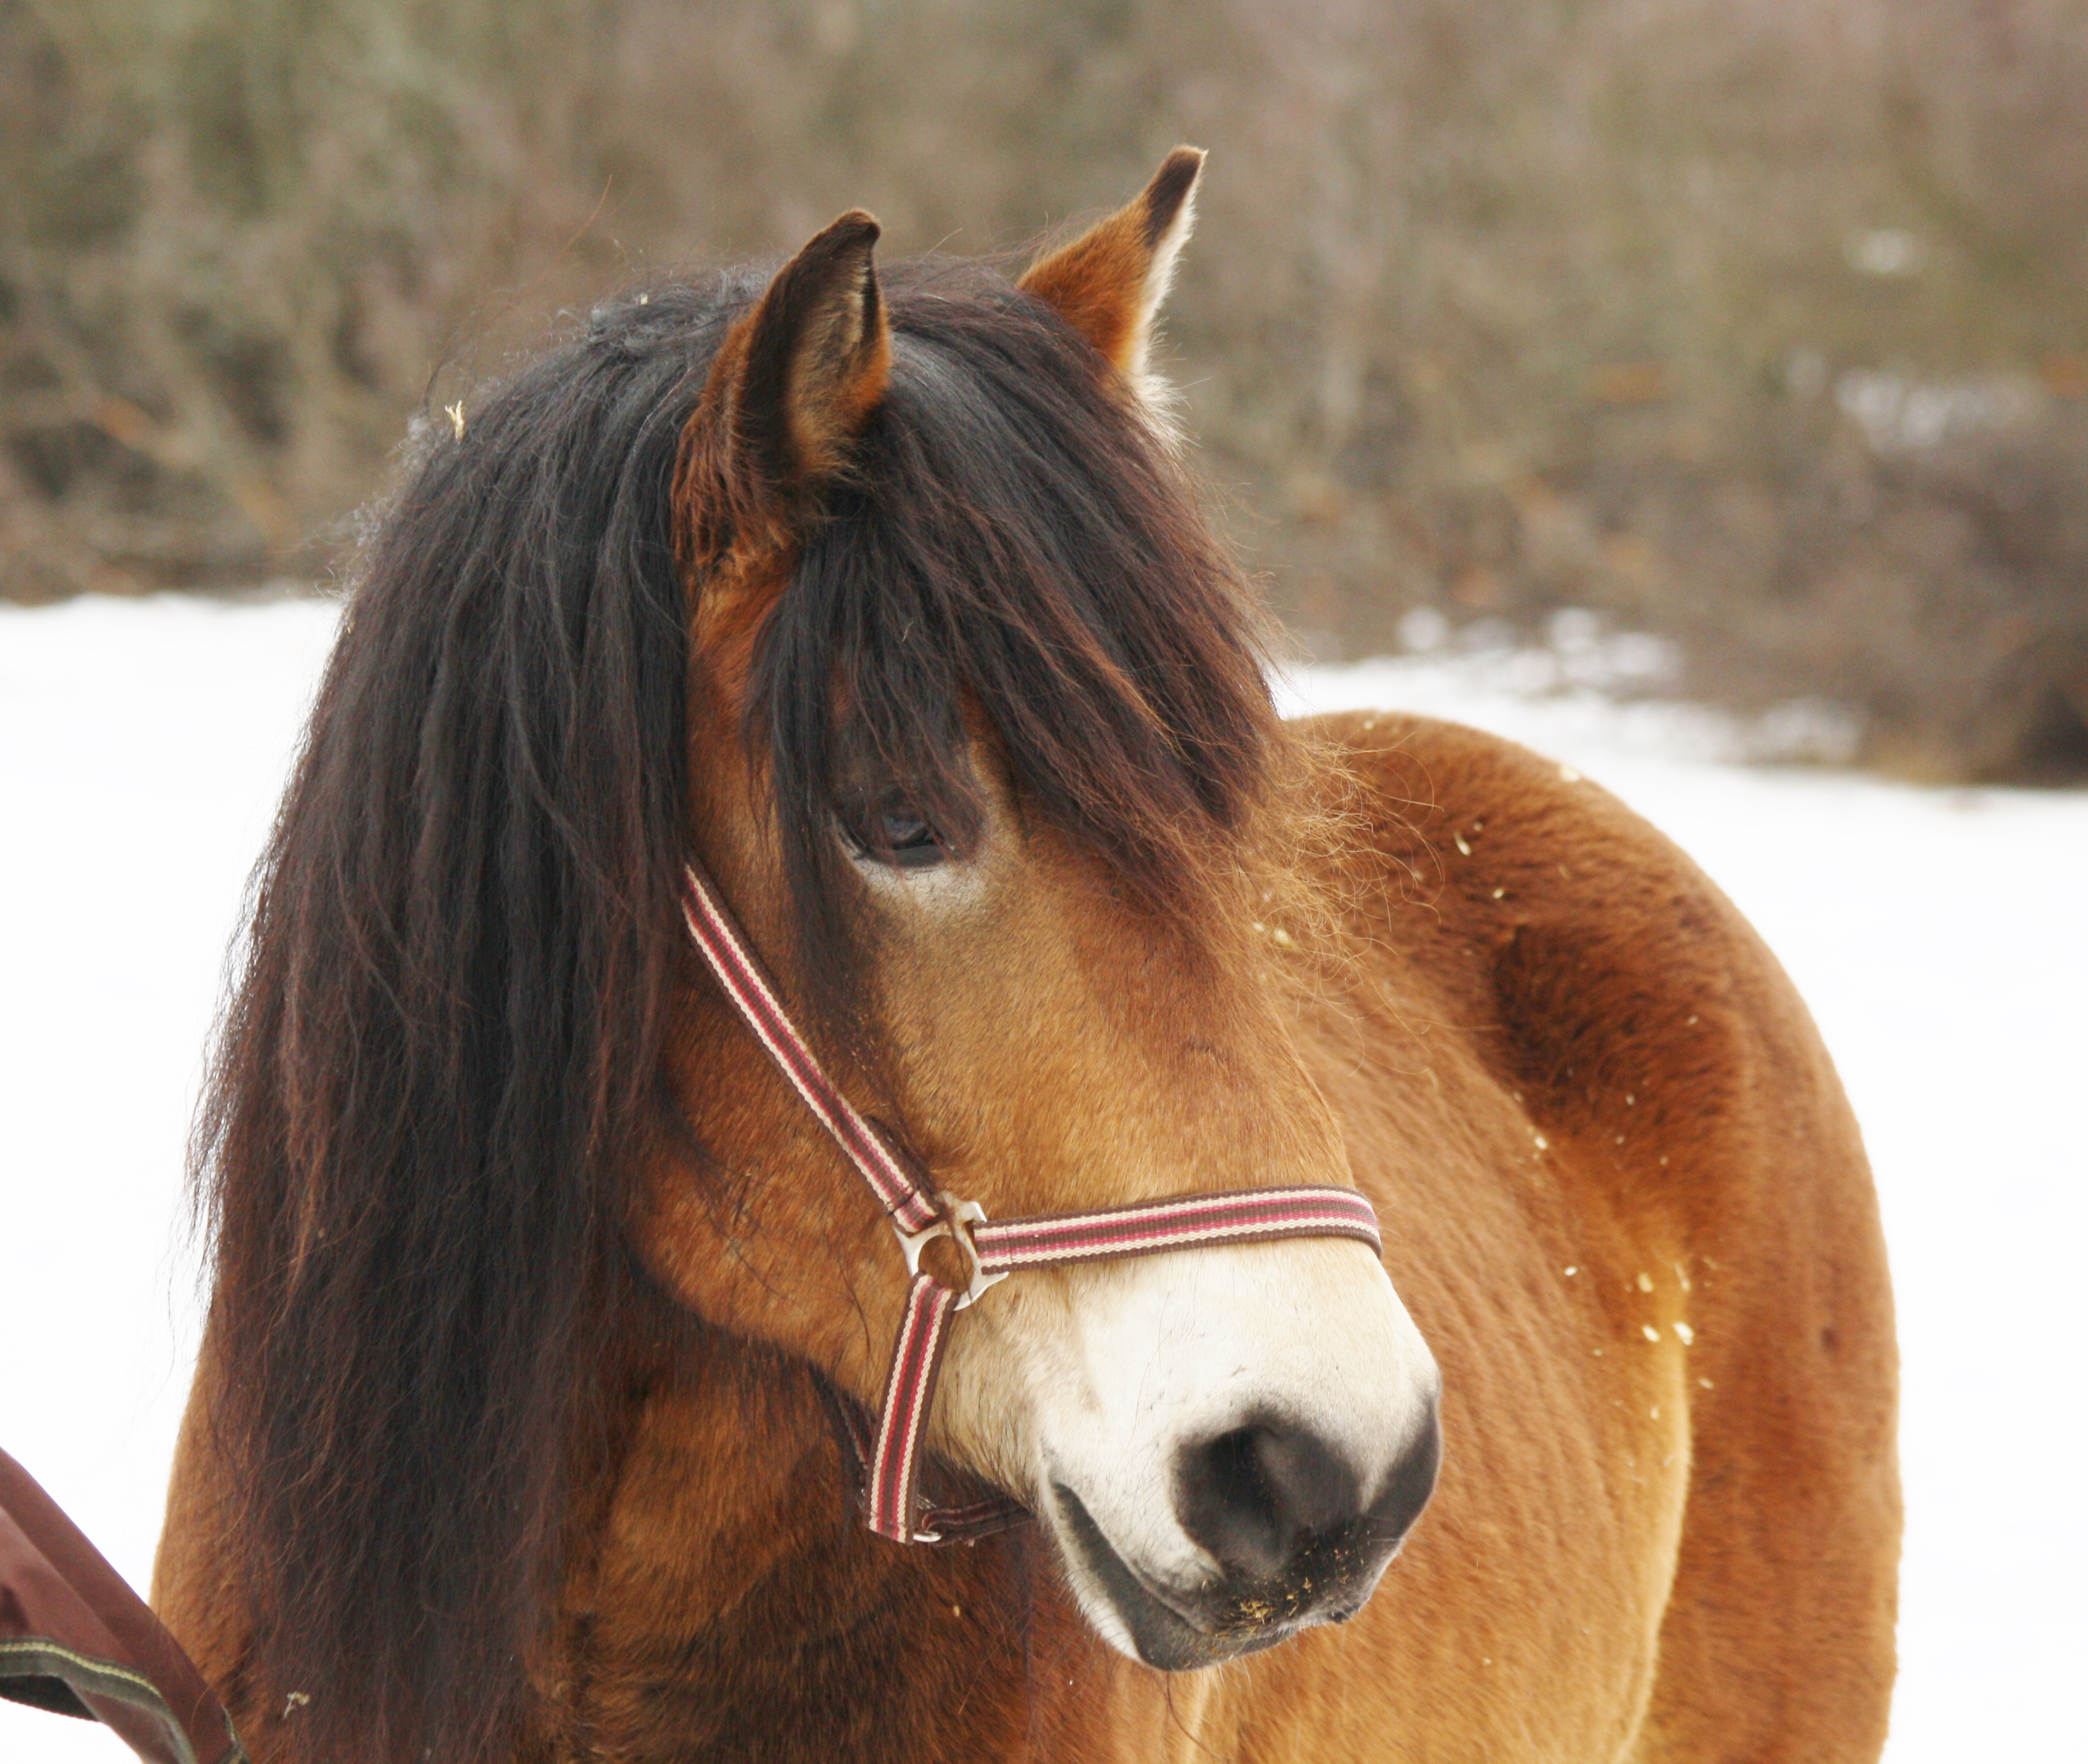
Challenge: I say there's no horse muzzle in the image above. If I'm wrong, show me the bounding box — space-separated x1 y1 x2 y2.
1014 1236 1442 1669
1050 1398 1441 1669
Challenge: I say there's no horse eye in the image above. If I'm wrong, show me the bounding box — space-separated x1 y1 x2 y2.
840 790 947 869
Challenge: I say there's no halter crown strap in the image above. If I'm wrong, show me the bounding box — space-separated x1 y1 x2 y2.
678 862 1383 1544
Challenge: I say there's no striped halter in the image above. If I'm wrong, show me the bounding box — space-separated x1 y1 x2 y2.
679 864 1383 1544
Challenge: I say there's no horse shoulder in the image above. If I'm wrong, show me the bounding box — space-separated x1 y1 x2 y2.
1297 705 1883 1269
1244 710 1897 1763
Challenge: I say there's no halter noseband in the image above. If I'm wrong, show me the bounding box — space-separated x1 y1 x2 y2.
679 864 1383 1544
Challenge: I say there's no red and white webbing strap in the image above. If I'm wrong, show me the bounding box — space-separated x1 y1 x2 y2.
681 865 939 1237
869 1276 961 1540
679 863 1384 1544
973 1187 1382 1270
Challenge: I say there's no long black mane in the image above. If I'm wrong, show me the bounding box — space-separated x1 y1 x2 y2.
197 258 1276 1764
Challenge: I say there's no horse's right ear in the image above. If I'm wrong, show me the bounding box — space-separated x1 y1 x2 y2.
676 211 890 577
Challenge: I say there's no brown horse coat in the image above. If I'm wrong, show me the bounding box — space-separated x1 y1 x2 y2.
158 710 1899 1760
153 153 1898 1764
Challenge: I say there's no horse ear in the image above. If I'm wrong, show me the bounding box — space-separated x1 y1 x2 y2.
1019 146 1204 394
680 210 890 569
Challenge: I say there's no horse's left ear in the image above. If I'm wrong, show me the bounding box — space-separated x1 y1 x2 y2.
1019 146 1204 396
679 209 891 571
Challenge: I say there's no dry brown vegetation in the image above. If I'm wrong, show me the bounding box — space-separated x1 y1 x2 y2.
4 0 2085 780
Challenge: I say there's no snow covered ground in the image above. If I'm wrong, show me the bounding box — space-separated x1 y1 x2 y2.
3 594 2082 1761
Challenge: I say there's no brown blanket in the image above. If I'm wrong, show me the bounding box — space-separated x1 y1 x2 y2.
0 1449 242 1764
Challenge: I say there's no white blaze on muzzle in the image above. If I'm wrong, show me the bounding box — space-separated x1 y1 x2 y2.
1018 1237 1441 1662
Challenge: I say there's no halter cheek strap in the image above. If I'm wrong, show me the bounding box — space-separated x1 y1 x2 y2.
679 864 1383 1544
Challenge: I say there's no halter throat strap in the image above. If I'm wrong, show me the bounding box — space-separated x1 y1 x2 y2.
678 862 1382 1544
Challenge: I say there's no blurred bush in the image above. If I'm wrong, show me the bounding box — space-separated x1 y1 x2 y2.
3 0 2084 781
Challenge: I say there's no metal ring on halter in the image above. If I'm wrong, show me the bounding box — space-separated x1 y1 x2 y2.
891 1199 1009 1310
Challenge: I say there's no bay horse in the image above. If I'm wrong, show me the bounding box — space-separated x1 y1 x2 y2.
153 150 1899 1763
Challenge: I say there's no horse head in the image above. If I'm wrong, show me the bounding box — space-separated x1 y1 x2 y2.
635 151 1440 1668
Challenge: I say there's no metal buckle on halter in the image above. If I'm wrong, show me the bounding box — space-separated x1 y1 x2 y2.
891 1199 1009 1310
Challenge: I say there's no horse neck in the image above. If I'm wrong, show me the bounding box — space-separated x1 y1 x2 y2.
537 1291 1168 1764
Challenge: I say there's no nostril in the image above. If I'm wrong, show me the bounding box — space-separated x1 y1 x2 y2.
1175 1421 1361 1580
